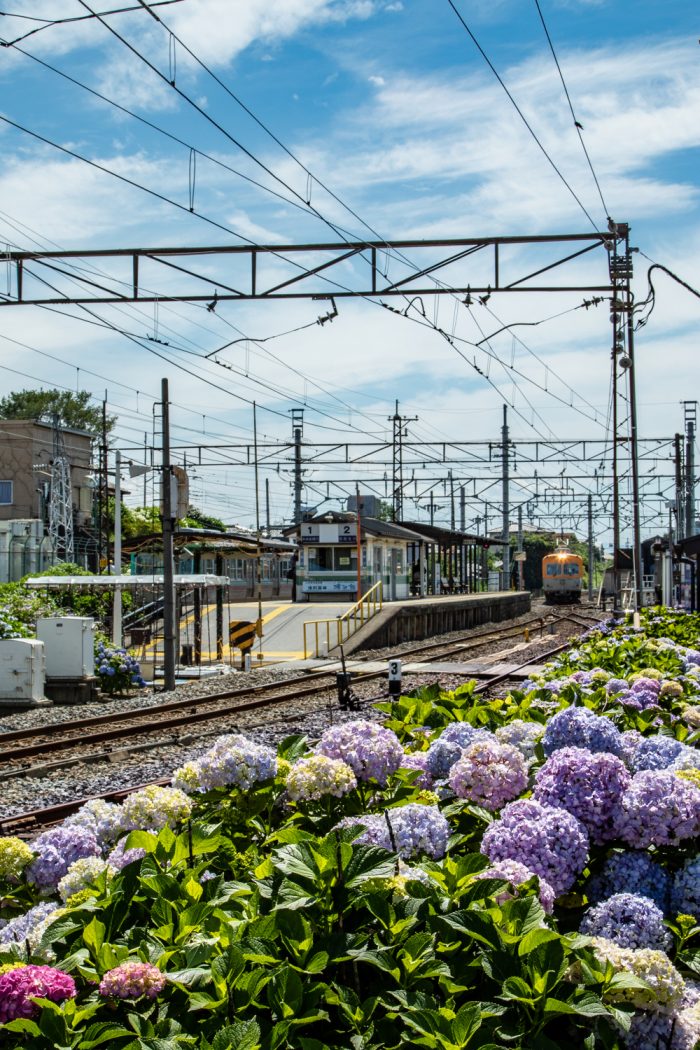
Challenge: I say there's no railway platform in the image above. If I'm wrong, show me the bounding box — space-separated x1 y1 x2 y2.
334 590 531 656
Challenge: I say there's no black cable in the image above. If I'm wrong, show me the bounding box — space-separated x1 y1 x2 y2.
445 0 601 233
5 44 325 227
634 257 700 330
8 6 607 446
0 53 602 450
0 0 185 46
532 0 609 220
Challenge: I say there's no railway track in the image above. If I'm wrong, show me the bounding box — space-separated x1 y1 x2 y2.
0 624 586 835
0 611 600 772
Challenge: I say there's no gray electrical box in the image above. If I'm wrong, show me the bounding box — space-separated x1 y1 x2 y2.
36 617 95 678
0 639 47 706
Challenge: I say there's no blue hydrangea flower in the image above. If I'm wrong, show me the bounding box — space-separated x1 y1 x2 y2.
587 851 670 912
533 746 630 844
629 736 685 773
426 723 491 778
0 902 60 953
580 893 671 951
542 707 623 759
339 803 449 860
671 858 700 920
318 720 403 786
481 798 589 897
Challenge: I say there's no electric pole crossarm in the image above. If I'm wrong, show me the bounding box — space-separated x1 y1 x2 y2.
0 233 615 307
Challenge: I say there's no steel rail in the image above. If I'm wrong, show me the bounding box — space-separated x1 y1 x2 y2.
0 620 594 834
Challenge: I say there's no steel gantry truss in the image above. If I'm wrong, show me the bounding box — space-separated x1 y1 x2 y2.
0 232 617 306
0 224 646 606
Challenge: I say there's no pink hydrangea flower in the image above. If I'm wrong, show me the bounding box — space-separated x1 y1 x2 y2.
99 960 166 1000
0 964 76 1022
448 737 528 811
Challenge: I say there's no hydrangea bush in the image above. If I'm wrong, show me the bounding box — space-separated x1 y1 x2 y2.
0 606 698 1049
95 641 146 694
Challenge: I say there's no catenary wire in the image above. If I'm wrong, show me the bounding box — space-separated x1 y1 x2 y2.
532 0 609 220
445 0 602 232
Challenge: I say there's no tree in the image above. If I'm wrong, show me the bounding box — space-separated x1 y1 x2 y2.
0 388 116 436
181 505 226 532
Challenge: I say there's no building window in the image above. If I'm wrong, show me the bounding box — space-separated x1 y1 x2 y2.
308 547 332 572
334 548 357 572
0 481 12 505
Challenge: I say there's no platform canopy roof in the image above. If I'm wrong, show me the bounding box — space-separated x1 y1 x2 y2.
25 574 228 588
398 521 507 547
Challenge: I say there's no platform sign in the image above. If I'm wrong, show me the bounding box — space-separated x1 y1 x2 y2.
300 523 356 544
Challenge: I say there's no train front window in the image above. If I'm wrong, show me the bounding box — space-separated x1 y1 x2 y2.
546 564 561 576
564 564 580 576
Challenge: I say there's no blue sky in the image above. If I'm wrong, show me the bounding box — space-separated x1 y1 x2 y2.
0 0 698 541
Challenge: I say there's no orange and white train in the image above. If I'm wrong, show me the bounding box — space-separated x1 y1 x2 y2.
542 547 584 603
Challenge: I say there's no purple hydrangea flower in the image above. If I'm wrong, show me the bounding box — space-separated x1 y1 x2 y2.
400 751 433 788
628 736 685 773
27 826 100 890
482 859 555 914
615 771 700 848
173 734 277 793
425 723 491 778
495 720 544 764
317 720 403 785
606 678 629 694
0 965 76 1022
0 903 60 951
580 893 671 951
340 803 449 859
107 837 147 871
63 799 123 845
481 798 589 897
99 960 166 1000
542 707 623 759
586 851 670 912
671 858 700 920
533 747 630 844
448 738 528 811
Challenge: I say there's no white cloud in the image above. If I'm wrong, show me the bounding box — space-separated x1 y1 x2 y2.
368 74 385 86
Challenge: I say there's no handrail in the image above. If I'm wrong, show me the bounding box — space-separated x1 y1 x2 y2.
303 580 383 659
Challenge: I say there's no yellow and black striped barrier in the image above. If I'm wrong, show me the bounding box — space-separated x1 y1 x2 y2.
228 620 259 669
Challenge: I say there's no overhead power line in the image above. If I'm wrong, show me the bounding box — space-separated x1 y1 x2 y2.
445 0 602 232
532 0 610 220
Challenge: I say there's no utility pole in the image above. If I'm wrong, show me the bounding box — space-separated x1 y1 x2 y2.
253 403 264 663
609 228 624 611
516 504 524 591
160 378 177 692
587 493 594 602
501 405 510 591
684 401 697 538
49 413 74 563
482 503 489 591
675 432 685 541
265 477 271 536
623 224 643 612
449 470 455 531
460 485 466 532
291 409 304 525
389 400 418 522
112 450 122 646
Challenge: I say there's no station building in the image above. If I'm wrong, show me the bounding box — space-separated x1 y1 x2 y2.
289 511 495 602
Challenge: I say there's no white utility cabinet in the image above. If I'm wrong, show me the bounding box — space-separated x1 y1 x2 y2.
36 617 95 678
0 639 46 705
